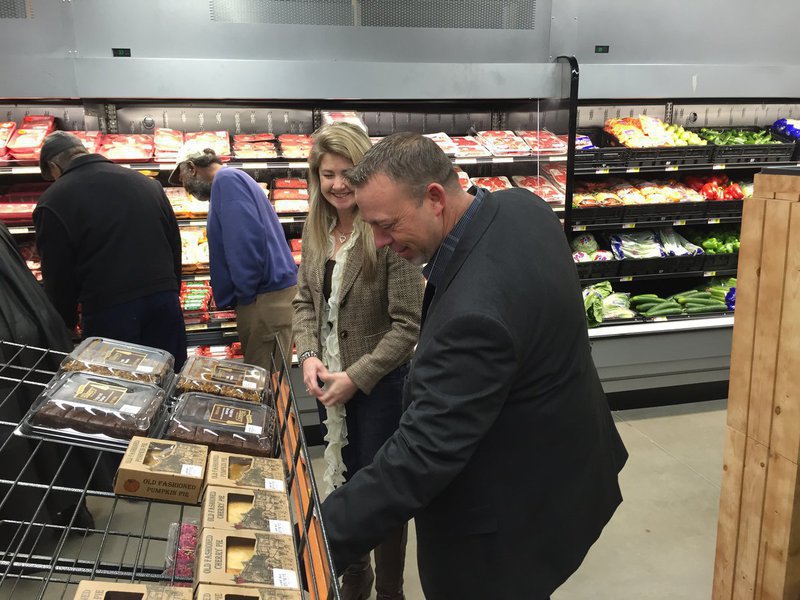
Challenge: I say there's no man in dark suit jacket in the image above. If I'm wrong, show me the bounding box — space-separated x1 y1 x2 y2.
321 132 628 599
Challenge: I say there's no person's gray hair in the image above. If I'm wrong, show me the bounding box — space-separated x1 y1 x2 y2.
50 145 87 171
345 132 459 203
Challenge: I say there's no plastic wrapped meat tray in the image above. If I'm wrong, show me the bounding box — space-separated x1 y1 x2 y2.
512 176 565 204
0 203 36 225
98 134 155 162
29 371 166 441
515 130 568 154
176 356 268 403
185 131 231 160
272 188 308 201
165 392 276 457
475 131 531 156
0 122 17 156
451 136 491 158
68 130 102 154
274 178 307 189
60 337 175 387
470 176 513 192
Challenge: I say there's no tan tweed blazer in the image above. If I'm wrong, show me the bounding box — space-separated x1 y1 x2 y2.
292 229 424 394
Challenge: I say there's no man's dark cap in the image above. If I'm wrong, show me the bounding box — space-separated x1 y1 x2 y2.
39 131 86 181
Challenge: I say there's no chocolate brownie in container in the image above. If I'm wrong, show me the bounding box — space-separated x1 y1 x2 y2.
175 356 268 404
165 392 276 457
60 337 174 387
31 371 166 439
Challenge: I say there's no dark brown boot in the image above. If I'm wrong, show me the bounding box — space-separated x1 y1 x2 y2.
374 523 408 600
341 554 374 600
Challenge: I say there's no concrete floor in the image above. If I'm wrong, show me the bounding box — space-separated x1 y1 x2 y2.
312 399 727 600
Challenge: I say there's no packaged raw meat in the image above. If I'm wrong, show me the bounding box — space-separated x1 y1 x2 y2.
451 136 492 158
511 175 565 204
470 177 513 193
184 131 231 160
273 200 309 213
290 239 302 252
278 134 312 159
515 130 568 154
233 133 274 143
476 131 531 156
453 166 471 191
539 164 568 191
180 227 209 268
66 130 102 154
423 132 458 155
98 134 155 162
274 178 307 189
7 128 49 159
272 189 308 201
233 140 278 159
322 111 368 133
155 128 185 161
0 122 17 156
0 203 36 225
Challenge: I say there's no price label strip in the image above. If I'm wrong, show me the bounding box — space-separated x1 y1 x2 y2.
622 223 636 229
595 168 610 175
665 166 680 172
573 225 587 232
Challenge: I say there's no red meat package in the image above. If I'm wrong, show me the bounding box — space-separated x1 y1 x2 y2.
274 178 308 189
0 203 37 225
99 134 155 161
273 200 309 213
476 131 531 157
233 133 274 143
0 123 17 156
539 163 568 191
184 131 231 159
273 188 309 201
515 130 568 155
154 128 185 158
8 127 51 159
290 239 302 252
512 176 565 204
470 177 513 193
451 136 492 158
67 131 102 154
233 141 278 159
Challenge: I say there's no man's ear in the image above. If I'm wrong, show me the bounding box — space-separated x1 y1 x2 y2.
426 182 447 216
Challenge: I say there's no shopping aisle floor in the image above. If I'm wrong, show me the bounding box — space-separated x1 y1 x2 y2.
312 398 727 599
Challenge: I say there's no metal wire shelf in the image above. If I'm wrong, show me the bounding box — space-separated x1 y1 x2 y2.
0 340 341 600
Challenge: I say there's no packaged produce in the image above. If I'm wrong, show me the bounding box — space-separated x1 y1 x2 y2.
176 356 268 403
602 293 636 320
31 371 166 440
202 485 291 535
658 227 703 257
593 250 614 261
470 176 513 192
195 529 299 591
195 585 302 600
605 116 706 148
773 118 800 141
114 436 208 504
72 581 192 600
698 128 776 145
571 233 599 255
575 134 595 150
514 130 567 154
60 337 174 386
165 392 276 457
610 231 665 260
685 228 740 254
205 451 286 493
582 281 613 327
475 130 531 156
682 174 745 200
572 251 592 263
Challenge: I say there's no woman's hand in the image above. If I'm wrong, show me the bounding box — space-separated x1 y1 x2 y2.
318 371 358 407
302 357 329 399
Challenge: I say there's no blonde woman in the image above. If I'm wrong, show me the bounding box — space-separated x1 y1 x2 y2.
292 122 423 600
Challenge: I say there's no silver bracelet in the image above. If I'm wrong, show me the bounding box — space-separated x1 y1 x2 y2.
298 350 319 366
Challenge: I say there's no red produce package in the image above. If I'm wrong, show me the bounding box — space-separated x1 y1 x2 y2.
273 200 309 213
539 163 568 190
470 177 513 192
273 188 309 201
0 122 17 156
515 130 568 154
233 133 275 143
67 130 102 154
184 131 231 158
274 178 307 189
99 134 155 161
0 203 37 224
154 128 185 153
512 176 565 204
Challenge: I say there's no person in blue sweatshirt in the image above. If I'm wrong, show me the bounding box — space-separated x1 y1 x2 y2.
170 144 297 369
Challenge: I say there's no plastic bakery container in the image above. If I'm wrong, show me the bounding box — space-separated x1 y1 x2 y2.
60 337 175 387
175 356 268 403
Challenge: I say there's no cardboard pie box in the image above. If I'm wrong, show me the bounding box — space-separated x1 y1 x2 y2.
194 583 302 600
72 580 192 599
195 529 300 591
205 451 286 495
114 436 208 504
202 485 292 536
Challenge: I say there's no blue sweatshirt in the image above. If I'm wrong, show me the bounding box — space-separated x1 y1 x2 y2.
207 168 297 308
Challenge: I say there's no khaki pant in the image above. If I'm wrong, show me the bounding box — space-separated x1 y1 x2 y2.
236 285 297 371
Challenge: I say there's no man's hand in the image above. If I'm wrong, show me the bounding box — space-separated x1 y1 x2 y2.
302 357 329 398
318 371 358 407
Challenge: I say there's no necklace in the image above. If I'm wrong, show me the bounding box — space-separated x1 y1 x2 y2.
334 226 353 244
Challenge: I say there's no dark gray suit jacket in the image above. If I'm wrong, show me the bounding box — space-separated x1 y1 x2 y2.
321 188 628 599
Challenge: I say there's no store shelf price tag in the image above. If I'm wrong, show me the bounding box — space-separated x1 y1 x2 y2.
712 164 726 170
573 225 587 232
622 223 636 229
186 324 208 331
221 322 237 329
246 162 269 169
704 271 716 277
265 478 285 492
708 218 721 224
626 167 640 173
492 157 514 164
620 276 633 282
455 158 477 165
288 162 308 169
673 220 687 226
665 166 679 172
595 168 610 175
8 227 28 235
653 317 668 322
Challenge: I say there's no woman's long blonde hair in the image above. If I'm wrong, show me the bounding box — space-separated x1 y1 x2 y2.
306 122 376 280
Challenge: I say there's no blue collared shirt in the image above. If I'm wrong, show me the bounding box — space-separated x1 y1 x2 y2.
422 188 485 287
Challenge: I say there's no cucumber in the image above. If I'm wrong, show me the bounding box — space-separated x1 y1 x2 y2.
676 292 712 304
647 307 684 317
630 294 659 303
685 298 729 307
635 302 660 312
645 301 681 316
686 305 730 314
